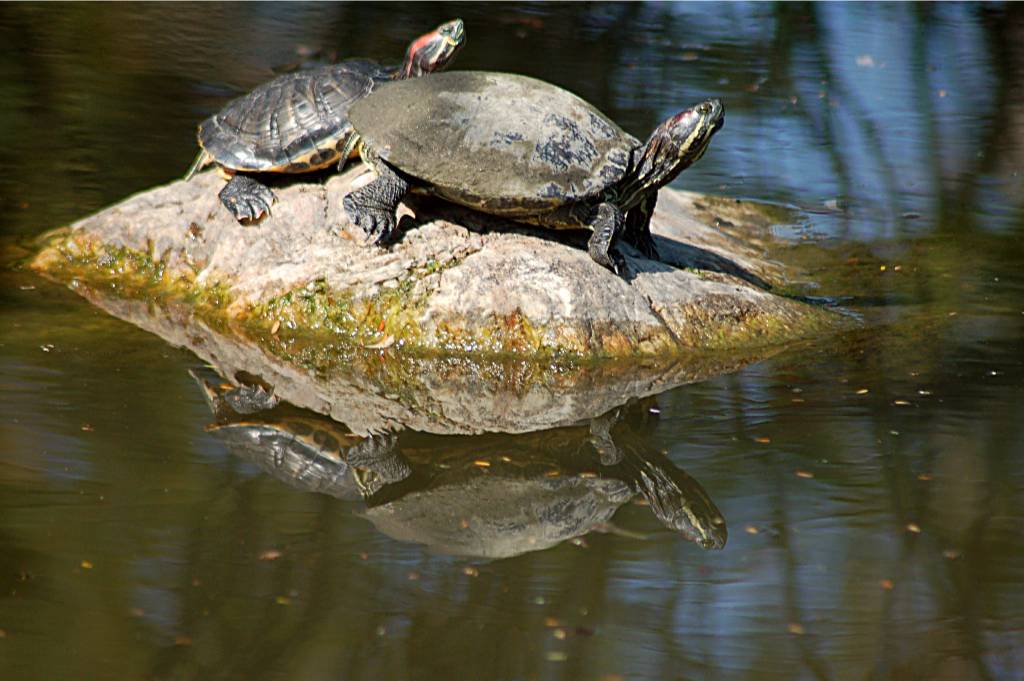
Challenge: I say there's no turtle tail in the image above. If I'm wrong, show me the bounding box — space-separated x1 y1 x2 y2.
184 150 212 181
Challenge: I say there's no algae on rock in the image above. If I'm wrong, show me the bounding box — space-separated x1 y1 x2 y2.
31 166 843 360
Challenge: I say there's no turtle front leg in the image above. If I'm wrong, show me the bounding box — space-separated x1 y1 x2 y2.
342 162 410 244
344 433 410 485
623 194 659 259
587 203 627 274
588 406 624 466
219 174 275 223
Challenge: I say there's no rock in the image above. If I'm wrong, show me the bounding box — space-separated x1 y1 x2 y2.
31 166 840 359
62 289 782 435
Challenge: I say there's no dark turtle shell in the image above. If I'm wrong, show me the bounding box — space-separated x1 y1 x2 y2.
198 60 391 174
349 71 639 215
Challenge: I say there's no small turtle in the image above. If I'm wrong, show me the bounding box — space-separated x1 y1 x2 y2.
342 71 723 273
190 368 408 499
184 18 465 222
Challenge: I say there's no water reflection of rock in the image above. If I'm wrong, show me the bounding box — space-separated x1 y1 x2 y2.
74 287 782 436
193 369 726 558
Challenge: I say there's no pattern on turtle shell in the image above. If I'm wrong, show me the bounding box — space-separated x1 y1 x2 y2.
200 60 390 173
350 72 639 213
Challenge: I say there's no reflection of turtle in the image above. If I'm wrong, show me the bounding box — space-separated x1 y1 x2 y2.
184 19 465 222
593 411 727 550
343 71 724 272
363 404 726 556
194 369 280 415
193 370 726 558
191 369 408 499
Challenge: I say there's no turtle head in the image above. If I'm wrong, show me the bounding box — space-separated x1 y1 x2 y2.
623 446 728 550
402 18 465 78
630 98 724 198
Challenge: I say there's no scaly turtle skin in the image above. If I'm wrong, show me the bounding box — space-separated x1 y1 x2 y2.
342 71 723 273
184 19 465 223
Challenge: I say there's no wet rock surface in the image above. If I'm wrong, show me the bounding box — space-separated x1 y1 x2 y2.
32 166 839 358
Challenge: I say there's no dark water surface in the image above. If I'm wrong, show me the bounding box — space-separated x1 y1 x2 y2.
2 3 1024 680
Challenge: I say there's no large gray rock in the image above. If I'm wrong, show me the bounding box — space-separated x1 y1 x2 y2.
32 166 838 358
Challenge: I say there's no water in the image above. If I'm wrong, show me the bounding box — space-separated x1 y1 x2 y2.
2 3 1023 679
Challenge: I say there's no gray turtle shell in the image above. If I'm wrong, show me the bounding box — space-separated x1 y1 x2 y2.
362 473 633 559
349 71 639 214
199 60 392 173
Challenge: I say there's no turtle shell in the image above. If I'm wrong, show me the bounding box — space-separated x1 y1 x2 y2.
199 59 392 173
349 71 639 215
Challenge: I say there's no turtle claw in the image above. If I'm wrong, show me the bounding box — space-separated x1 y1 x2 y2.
594 250 627 276
587 204 627 275
343 194 396 245
588 247 618 274
342 160 409 246
219 175 275 224
611 252 627 276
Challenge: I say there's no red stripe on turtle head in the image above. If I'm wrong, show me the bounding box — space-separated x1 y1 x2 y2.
403 19 465 77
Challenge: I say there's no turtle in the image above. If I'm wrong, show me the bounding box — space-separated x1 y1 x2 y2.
341 71 724 273
192 370 726 557
190 368 408 499
184 18 465 223
357 407 727 557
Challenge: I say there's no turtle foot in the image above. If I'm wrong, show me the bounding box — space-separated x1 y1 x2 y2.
588 204 627 275
341 160 409 246
588 243 627 276
343 194 397 245
223 383 280 414
219 175 275 223
592 251 627 277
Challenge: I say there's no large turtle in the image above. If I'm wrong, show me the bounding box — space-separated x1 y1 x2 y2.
342 71 724 273
184 18 465 222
